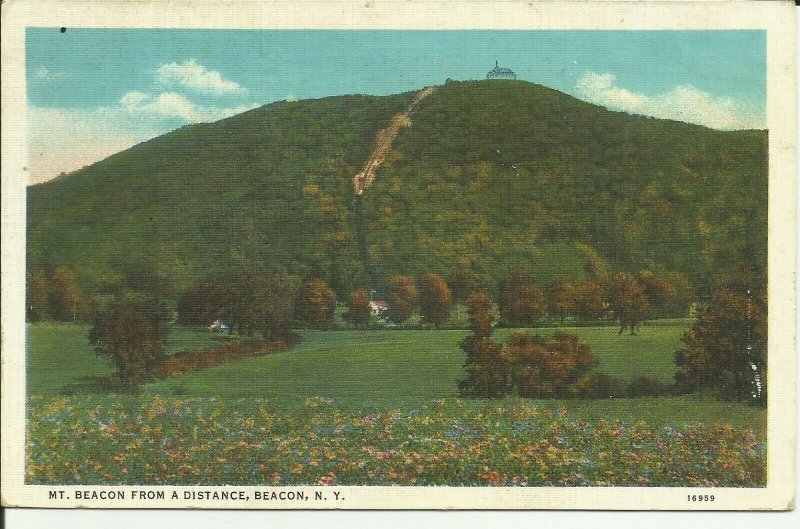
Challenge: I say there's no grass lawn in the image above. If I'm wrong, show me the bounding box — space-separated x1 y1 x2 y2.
145 324 684 400
27 322 233 395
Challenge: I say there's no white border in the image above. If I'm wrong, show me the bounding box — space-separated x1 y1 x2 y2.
1 0 796 510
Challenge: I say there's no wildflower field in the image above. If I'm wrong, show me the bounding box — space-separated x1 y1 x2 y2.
26 323 767 487
27 395 765 486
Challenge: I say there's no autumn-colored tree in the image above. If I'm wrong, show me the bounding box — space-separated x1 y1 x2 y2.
417 273 453 329
345 288 372 328
666 272 694 317
574 280 606 322
49 266 83 321
458 292 511 398
608 272 650 335
639 271 676 318
498 272 543 327
504 331 597 398
386 275 418 326
546 279 576 324
675 288 767 405
26 267 50 322
89 297 168 385
295 278 337 328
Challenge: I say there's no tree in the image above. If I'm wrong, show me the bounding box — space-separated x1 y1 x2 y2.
546 279 576 324
675 288 767 405
88 297 168 385
504 331 597 398
666 272 694 317
26 267 50 322
458 291 511 398
295 278 337 328
240 271 299 339
498 271 543 327
345 288 371 328
448 256 478 305
608 272 650 335
417 273 453 328
177 276 223 324
639 271 676 318
574 280 605 322
386 275 418 326
49 266 82 321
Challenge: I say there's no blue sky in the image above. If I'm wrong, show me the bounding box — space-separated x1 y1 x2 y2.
26 29 766 183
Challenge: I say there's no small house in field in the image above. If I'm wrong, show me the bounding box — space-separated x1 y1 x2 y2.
369 300 389 316
208 320 230 333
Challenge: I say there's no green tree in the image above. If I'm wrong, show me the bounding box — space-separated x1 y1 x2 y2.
177 276 223 325
345 288 372 328
675 288 767 405
608 272 650 335
88 297 168 385
386 275 418 326
417 273 453 329
49 266 82 321
26 266 50 322
458 291 511 398
295 278 337 328
498 271 543 327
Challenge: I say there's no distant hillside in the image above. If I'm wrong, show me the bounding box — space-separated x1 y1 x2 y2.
27 80 767 296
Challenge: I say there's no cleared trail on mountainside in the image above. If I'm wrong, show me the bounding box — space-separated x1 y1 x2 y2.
354 85 437 195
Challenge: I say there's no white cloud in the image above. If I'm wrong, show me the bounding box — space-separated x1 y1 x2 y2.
35 66 71 81
574 72 764 130
119 90 257 123
28 96 258 184
155 59 243 95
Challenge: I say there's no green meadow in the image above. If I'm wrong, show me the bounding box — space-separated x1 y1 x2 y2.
26 321 765 434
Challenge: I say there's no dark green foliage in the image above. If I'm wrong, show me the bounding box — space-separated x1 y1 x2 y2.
675 285 767 406
88 297 168 385
27 81 767 301
608 272 650 335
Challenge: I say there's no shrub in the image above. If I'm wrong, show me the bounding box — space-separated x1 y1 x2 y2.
675 287 767 405
504 331 597 398
458 291 511 398
88 297 168 385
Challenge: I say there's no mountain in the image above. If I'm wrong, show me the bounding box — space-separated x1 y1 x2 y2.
27 80 767 297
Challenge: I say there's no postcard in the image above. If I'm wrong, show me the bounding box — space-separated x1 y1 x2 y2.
1 0 796 510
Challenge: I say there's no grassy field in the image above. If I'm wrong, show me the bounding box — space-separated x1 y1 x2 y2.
27 322 232 395
29 322 683 398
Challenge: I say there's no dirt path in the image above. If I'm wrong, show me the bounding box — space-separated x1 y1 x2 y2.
354 86 437 195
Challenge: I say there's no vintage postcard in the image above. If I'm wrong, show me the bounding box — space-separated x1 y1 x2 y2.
1 0 796 510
